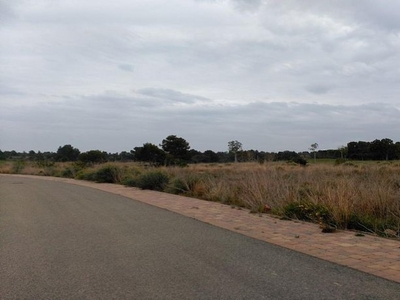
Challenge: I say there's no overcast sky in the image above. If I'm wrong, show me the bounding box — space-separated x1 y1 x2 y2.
1 0 399 153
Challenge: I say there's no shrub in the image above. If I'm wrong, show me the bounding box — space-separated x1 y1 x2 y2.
166 177 188 194
12 160 25 174
136 171 169 191
293 157 307 166
93 165 123 183
123 177 137 187
281 201 334 227
61 167 75 178
335 158 346 165
347 213 399 236
75 169 97 181
166 173 211 197
36 160 55 168
41 166 57 177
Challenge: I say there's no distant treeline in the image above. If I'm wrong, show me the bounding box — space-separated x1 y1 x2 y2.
1 137 399 165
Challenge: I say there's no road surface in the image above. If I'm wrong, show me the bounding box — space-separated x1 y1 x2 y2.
1 175 399 299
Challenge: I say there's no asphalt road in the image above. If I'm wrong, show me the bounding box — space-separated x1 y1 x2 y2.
1 176 399 299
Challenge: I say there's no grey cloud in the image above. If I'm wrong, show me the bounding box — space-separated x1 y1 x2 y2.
0 0 16 24
350 1 400 31
136 88 210 104
305 84 334 95
118 64 134 72
80 91 161 109
1 91 399 152
1 0 399 152
266 0 400 32
198 0 262 13
2 0 398 107
231 0 262 12
0 83 24 95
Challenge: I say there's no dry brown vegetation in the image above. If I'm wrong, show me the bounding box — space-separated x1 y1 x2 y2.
1 159 399 237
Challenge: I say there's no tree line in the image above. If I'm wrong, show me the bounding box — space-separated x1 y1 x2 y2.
1 136 399 165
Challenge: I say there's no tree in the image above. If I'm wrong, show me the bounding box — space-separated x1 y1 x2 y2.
189 149 220 164
370 138 395 160
395 142 400 159
27 150 36 160
347 141 371 160
56 145 80 162
309 143 318 163
188 149 203 164
161 135 190 164
0 150 5 160
228 140 242 163
78 150 107 164
274 151 299 161
273 151 307 165
338 145 347 159
203 150 219 163
118 151 134 162
133 143 166 166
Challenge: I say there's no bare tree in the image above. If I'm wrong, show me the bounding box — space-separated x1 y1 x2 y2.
228 140 242 163
338 145 347 159
309 143 319 163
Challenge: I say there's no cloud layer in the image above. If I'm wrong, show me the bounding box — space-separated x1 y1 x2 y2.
1 0 399 152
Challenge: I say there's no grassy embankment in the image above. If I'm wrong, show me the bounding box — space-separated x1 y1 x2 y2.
1 159 399 237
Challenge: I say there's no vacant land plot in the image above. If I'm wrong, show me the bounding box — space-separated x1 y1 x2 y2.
1 160 399 237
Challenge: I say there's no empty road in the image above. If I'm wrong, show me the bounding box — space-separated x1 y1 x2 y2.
1 175 399 299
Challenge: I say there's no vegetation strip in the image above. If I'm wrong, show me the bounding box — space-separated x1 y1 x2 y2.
1 159 399 238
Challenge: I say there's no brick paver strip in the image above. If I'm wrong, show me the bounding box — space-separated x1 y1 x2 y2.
4 175 400 283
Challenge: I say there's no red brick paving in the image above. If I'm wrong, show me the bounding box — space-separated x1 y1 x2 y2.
4 175 400 284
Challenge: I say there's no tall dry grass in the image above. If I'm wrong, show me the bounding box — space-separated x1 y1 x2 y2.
1 160 399 235
167 162 400 234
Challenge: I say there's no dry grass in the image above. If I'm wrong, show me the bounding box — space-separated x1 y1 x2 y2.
1 160 399 236
165 162 400 234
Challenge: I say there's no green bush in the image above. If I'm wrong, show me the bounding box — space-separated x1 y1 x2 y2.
74 165 125 183
61 167 75 178
123 177 137 187
75 169 97 181
136 171 169 191
60 162 83 180
281 201 334 226
93 165 122 183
